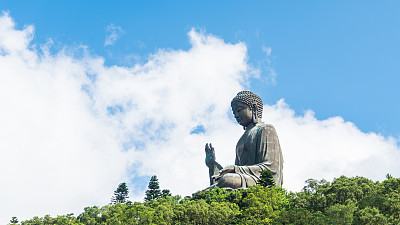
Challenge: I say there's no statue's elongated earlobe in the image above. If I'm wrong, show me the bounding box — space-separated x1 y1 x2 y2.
252 110 257 124
252 100 258 124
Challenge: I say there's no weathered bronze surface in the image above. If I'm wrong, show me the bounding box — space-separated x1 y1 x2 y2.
205 90 283 190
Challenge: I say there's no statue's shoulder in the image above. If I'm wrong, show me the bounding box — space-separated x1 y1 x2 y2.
258 122 276 131
256 123 278 136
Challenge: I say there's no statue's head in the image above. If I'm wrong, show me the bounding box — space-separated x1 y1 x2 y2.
231 91 263 127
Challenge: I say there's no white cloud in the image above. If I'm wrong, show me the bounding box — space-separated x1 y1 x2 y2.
264 99 400 191
1 13 399 224
262 46 271 56
0 14 249 222
104 23 123 46
262 45 277 85
0 14 131 223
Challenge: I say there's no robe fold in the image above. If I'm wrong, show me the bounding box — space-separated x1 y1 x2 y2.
232 122 283 187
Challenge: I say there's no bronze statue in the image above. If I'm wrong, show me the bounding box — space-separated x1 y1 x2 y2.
205 90 283 190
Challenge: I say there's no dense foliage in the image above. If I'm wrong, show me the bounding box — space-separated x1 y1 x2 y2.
13 175 400 224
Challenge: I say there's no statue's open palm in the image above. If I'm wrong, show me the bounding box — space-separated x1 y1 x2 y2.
205 143 216 168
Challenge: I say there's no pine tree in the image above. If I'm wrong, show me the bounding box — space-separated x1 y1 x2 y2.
258 169 276 187
9 217 18 224
111 182 129 204
145 175 161 202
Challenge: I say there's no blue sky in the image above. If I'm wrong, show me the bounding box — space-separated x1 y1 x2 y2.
4 1 399 136
1 1 400 222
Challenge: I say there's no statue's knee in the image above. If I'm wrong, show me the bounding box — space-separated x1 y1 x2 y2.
217 174 230 184
217 173 241 189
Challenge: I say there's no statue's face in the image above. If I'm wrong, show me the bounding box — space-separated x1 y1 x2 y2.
232 101 253 127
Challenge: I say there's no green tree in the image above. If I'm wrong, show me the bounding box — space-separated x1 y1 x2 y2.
111 182 130 204
161 189 172 198
325 200 356 225
258 169 276 187
145 175 161 202
238 185 287 223
354 206 389 225
9 217 18 224
77 206 102 224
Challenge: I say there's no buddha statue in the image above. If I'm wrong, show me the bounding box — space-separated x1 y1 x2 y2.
205 90 283 190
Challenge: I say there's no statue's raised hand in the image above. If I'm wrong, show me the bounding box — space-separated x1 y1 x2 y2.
205 143 216 168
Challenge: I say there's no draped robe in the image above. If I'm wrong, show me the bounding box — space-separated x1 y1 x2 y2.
216 122 283 188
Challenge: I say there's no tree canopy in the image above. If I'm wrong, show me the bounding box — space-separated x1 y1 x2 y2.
16 175 400 224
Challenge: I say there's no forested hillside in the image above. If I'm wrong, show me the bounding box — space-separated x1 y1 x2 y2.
11 175 400 225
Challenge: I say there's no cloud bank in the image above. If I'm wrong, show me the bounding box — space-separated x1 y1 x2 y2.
264 100 400 191
0 13 399 223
